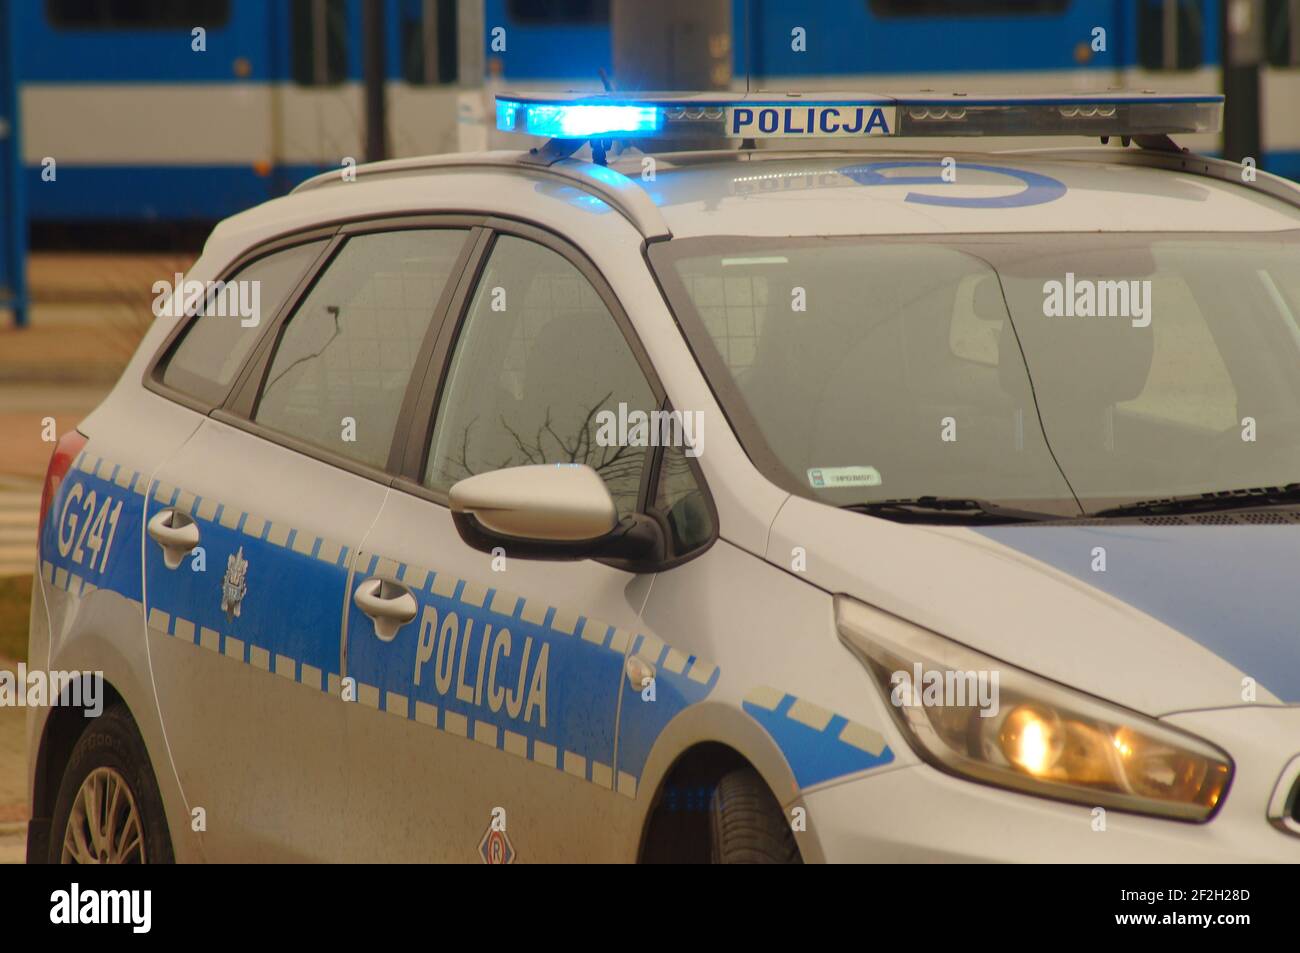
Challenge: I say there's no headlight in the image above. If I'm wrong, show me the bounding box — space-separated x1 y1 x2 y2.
835 595 1232 821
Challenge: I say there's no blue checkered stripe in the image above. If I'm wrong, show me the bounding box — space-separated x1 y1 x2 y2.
51 450 892 801
140 461 354 684
39 449 150 609
742 685 895 789
56 442 723 800
345 550 722 799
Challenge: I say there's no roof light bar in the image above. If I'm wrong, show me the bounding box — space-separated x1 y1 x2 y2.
496 99 662 138
495 91 1222 142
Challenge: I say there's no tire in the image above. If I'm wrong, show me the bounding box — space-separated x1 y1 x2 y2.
48 705 174 864
708 767 802 864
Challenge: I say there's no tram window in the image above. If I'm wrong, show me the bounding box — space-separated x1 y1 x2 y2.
400 0 459 84
506 0 610 24
1265 0 1300 67
1137 0 1205 70
291 0 348 86
46 0 230 29
868 1 1068 15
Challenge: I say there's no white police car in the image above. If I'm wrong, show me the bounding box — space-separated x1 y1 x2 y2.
27 91 1300 863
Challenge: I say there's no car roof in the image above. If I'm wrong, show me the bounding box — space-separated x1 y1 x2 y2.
601 148 1300 238
214 146 1300 263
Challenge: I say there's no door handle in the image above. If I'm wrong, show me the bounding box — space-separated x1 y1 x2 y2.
353 577 417 642
147 508 200 570
625 654 656 691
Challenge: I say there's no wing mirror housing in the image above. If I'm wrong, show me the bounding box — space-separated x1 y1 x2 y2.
448 464 663 566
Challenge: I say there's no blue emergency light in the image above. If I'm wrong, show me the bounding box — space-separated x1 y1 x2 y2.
495 90 1223 143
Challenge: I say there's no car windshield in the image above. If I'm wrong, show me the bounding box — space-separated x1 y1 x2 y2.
650 231 1300 517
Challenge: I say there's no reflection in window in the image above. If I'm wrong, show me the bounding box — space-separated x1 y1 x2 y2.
254 229 467 468
1114 275 1237 432
653 443 712 555
162 240 327 406
426 235 655 517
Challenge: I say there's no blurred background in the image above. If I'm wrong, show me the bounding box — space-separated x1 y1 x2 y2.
0 0 1297 859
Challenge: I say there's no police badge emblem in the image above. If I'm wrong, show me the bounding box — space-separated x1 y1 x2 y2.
221 546 248 620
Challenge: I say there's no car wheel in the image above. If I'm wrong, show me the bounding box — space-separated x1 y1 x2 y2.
708 767 802 864
48 706 174 864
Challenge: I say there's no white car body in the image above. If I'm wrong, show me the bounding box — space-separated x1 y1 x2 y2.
27 141 1300 862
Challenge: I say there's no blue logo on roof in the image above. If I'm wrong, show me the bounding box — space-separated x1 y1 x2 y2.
839 161 1068 209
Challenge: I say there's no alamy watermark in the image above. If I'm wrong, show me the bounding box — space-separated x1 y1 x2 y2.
1043 273 1151 328
595 403 704 457
50 883 151 933
890 663 1000 717
0 665 104 717
151 273 261 327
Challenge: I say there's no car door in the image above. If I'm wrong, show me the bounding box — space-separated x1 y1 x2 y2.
142 221 475 861
341 223 661 862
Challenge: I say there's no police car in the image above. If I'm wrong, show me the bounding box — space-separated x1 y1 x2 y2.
26 90 1300 863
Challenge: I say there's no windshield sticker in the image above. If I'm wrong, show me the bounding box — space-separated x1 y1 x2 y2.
808 466 882 489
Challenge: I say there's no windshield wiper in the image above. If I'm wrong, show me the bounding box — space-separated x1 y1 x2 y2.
1091 483 1300 518
842 496 1064 524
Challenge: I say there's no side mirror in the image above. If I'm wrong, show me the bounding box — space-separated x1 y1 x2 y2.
448 464 662 565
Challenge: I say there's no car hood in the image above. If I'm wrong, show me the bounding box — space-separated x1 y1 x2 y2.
767 495 1297 715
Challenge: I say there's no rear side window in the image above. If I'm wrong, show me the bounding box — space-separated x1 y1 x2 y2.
253 229 469 469
159 240 327 406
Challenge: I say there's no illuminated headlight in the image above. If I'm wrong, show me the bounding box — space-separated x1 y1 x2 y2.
834 596 1232 821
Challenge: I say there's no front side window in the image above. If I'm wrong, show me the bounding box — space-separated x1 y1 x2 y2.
254 229 468 468
652 231 1300 517
425 234 656 517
